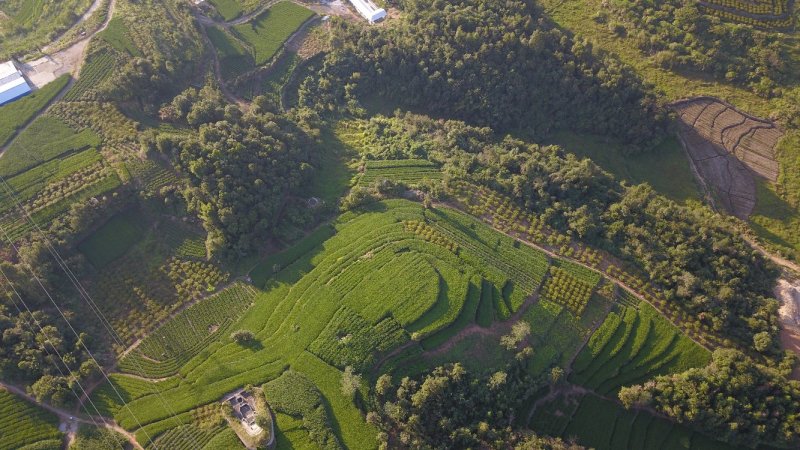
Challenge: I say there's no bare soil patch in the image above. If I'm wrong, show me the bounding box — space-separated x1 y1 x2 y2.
671 97 782 219
776 278 800 380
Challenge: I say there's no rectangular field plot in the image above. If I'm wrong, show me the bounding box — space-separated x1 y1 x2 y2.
232 1 315 66
0 75 69 147
0 115 101 177
79 212 147 267
358 159 443 186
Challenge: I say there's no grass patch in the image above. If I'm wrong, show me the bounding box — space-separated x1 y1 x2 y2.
232 1 314 65
548 131 701 204
0 75 69 147
79 212 147 267
0 115 101 177
99 17 141 55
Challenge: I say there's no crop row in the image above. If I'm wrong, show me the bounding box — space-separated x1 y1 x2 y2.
146 422 224 450
570 303 711 395
542 266 595 316
159 219 207 259
701 4 794 29
308 305 408 371
1 148 102 215
533 393 727 450
125 158 179 194
0 115 101 178
0 170 121 241
119 283 256 378
0 390 62 449
702 0 788 15
64 48 118 101
359 159 443 186
404 220 459 253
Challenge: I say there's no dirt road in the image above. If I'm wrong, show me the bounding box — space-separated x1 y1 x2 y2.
20 0 117 88
0 381 143 449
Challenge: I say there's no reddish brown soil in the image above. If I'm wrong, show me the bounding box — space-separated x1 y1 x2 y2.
671 97 783 219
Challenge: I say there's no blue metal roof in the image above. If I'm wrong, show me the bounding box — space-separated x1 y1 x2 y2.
0 82 32 106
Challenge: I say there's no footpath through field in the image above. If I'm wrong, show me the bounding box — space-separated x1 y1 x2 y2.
0 380 143 450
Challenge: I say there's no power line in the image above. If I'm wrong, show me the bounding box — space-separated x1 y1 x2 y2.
0 263 107 431
0 176 203 449
0 199 161 450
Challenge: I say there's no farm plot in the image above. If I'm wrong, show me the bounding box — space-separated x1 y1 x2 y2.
102 200 552 447
0 75 69 146
79 212 147 267
672 97 783 219
531 393 736 450
699 0 794 29
63 46 120 101
309 305 408 371
87 221 229 350
541 266 596 316
358 159 443 186
118 283 256 378
0 115 121 240
0 115 101 177
0 0 94 59
232 1 315 66
0 389 62 449
206 25 254 80
570 303 711 395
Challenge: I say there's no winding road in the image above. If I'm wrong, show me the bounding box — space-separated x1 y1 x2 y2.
0 381 143 449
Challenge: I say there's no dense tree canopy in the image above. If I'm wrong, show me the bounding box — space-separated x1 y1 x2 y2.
619 349 800 447
604 0 792 96
154 93 317 257
371 363 578 449
302 0 670 152
346 112 780 348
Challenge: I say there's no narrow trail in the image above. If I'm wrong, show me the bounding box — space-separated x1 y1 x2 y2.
0 381 143 450
41 0 108 53
196 0 283 27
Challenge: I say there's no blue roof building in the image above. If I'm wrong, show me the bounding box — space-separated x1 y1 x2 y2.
0 61 33 106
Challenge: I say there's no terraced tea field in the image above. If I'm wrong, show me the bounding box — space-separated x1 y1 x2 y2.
357 159 443 186
231 1 314 66
0 390 62 449
88 200 557 446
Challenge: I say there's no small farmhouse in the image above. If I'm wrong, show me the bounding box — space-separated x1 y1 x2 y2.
348 0 387 23
0 61 32 106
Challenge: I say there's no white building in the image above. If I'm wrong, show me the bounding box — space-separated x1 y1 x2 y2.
348 0 387 23
0 61 32 106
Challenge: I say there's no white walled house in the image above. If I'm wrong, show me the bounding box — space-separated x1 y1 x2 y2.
348 0 387 23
